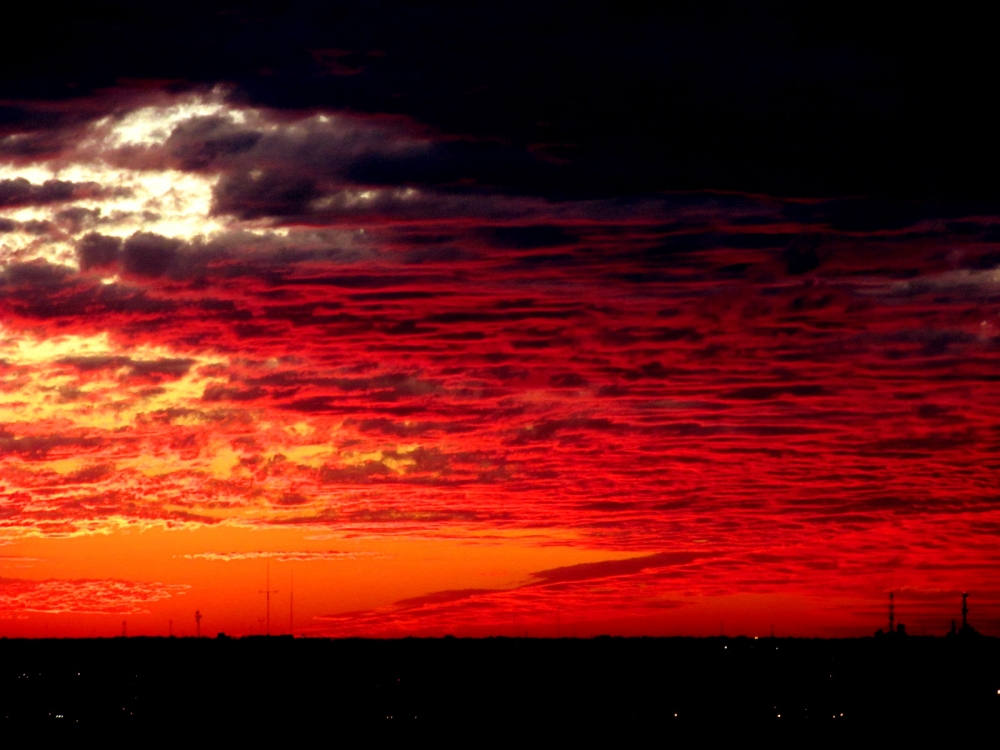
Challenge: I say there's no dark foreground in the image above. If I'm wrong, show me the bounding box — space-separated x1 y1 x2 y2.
1 635 998 737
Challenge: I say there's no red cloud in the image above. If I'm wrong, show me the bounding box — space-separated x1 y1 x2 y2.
1 89 999 634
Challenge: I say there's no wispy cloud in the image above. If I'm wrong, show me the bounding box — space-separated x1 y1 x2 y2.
179 550 382 562
0 577 188 615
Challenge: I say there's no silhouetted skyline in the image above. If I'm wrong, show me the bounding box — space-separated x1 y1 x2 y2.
3 635 999 733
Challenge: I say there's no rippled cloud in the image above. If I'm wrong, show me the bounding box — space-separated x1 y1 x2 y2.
1 86 998 631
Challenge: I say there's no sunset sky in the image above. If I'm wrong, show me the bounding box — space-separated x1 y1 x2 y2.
1 3 998 638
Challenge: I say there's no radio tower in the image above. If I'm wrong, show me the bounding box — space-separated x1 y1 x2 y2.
888 591 895 633
195 610 202 638
259 559 279 636
962 592 969 630
289 569 294 637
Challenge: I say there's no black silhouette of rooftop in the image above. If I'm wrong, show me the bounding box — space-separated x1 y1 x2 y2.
1 633 998 737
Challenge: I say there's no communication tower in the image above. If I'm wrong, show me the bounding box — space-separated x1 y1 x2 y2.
259 559 278 636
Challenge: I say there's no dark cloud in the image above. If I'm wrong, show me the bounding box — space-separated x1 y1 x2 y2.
0 177 125 208
122 232 184 277
165 115 262 170
788 199 989 233
20 219 51 235
56 356 194 380
0 259 75 289
530 552 702 584
352 418 473 437
510 418 623 444
720 385 828 401
393 588 500 609
478 225 575 249
63 464 115 484
386 446 449 473
0 429 104 460
549 373 588 388
202 384 266 402
782 235 823 275
344 508 481 524
0 277 175 322
77 232 122 270
319 461 392 483
212 170 321 220
274 492 309 506
77 231 201 278
55 206 102 233
0 177 75 207
2 3 1000 202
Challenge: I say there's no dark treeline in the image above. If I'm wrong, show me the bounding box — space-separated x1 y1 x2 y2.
1 635 998 736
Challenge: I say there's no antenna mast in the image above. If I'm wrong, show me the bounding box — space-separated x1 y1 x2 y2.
194 610 202 638
289 568 294 637
259 558 279 636
962 592 969 629
888 591 895 633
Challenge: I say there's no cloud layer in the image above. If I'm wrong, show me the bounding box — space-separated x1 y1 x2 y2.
1 89 999 634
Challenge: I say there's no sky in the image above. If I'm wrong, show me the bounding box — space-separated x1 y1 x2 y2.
1 2 998 638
